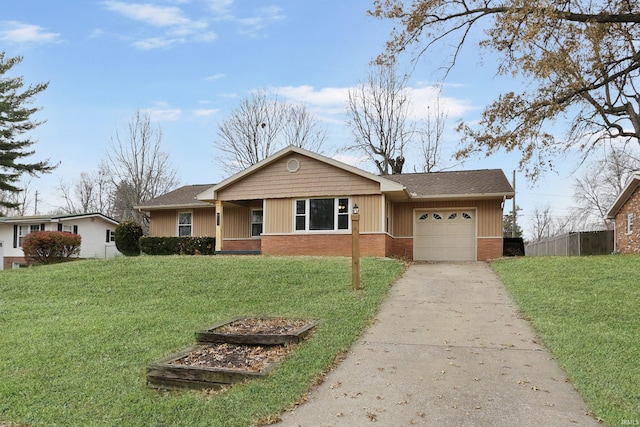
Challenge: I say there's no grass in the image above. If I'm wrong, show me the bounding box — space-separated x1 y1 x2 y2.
0 255 404 427
492 255 640 425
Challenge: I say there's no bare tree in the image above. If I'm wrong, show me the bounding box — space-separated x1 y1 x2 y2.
346 62 413 175
529 206 553 242
282 103 326 153
103 110 179 228
528 204 577 242
0 178 36 216
572 146 640 229
58 166 114 216
214 90 326 174
416 86 448 172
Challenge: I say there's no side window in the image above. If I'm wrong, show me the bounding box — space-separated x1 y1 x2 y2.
251 209 263 237
337 198 349 230
627 213 634 234
295 200 306 231
178 212 192 236
18 224 41 247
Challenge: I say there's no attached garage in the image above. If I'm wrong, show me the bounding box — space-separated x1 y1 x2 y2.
414 209 477 261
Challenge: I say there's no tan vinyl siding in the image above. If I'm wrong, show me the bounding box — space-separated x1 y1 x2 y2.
217 153 381 201
392 199 504 237
265 199 292 233
192 208 215 236
351 195 383 233
148 208 216 237
224 205 251 239
149 210 177 236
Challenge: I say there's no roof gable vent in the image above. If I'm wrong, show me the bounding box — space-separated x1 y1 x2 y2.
287 158 300 173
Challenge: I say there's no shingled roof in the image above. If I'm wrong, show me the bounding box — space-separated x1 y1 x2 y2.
384 169 514 199
136 184 215 210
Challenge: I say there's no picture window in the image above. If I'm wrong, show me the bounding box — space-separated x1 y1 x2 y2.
295 198 350 231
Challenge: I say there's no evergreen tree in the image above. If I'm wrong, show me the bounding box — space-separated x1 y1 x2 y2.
0 52 55 210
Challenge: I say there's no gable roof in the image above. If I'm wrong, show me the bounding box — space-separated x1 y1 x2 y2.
0 212 119 225
136 184 216 210
606 173 640 219
197 145 408 201
384 169 514 200
139 147 513 207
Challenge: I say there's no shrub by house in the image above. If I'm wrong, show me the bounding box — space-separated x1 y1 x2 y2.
22 231 82 265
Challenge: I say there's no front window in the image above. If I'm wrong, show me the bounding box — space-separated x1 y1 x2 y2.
295 198 350 232
18 224 41 246
178 212 192 236
251 209 263 237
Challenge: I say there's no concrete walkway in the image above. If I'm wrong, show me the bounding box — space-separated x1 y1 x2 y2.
276 262 599 427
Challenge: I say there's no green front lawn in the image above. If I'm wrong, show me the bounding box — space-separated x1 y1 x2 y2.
0 256 403 426
492 255 640 425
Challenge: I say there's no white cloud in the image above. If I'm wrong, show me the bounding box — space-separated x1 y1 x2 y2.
206 0 234 17
205 1 284 36
143 105 182 121
410 86 475 118
193 108 219 117
273 84 474 122
102 1 216 49
0 21 61 44
133 37 178 50
205 73 226 81
276 85 349 106
102 1 191 27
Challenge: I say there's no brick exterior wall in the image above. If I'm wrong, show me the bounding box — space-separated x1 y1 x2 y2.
260 234 387 257
221 239 262 252
477 238 503 261
218 234 505 261
614 187 640 254
388 237 414 260
3 256 28 270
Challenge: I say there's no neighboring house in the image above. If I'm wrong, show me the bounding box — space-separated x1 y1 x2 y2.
606 173 640 254
136 146 514 262
0 213 121 269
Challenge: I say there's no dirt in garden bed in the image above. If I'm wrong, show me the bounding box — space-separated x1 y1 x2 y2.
213 318 312 335
172 343 293 372
170 318 314 371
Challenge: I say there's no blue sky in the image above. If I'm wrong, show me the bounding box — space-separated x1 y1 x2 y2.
1 0 583 237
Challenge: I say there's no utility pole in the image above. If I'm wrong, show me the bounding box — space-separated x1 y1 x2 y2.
512 170 517 238
34 191 39 215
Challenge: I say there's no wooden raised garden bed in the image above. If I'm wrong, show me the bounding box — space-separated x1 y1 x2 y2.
195 317 318 345
147 317 318 390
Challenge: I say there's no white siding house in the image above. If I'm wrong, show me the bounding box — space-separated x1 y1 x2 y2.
0 213 120 269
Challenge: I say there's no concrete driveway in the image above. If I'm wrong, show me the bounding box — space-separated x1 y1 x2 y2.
275 262 599 427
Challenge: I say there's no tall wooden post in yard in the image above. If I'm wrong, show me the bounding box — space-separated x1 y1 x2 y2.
352 204 360 290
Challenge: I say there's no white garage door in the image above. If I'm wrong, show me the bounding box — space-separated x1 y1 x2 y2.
414 209 476 261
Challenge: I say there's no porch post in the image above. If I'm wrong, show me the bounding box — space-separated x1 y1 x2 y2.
215 200 223 252
352 204 360 290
